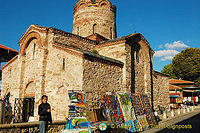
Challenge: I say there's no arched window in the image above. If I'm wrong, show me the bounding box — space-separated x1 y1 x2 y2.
62 58 65 71
101 3 107 7
33 43 36 60
136 51 139 63
93 24 97 34
77 27 79 35
25 81 35 97
110 27 113 39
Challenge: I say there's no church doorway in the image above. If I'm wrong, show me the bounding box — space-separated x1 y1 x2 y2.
22 97 35 122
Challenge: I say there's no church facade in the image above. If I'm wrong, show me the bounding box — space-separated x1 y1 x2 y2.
1 0 170 121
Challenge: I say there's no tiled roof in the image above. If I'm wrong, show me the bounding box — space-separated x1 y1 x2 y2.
154 71 169 77
0 44 18 53
54 41 124 66
19 25 98 45
169 84 182 90
86 33 109 43
169 79 194 84
51 28 98 44
97 33 155 53
99 33 139 45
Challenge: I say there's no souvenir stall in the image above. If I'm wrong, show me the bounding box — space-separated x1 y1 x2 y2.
63 91 90 133
140 95 157 127
63 91 158 133
183 86 200 106
169 93 181 109
116 92 141 132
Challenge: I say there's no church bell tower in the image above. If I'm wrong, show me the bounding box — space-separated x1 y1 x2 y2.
72 0 117 40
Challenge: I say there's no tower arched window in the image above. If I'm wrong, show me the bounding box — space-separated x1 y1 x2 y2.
93 24 97 34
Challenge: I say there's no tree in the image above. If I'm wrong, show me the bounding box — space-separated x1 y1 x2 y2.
172 48 200 86
161 63 178 79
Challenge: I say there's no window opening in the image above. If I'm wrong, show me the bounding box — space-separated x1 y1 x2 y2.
77 27 79 35
93 24 97 34
33 43 36 60
110 27 113 39
62 58 65 71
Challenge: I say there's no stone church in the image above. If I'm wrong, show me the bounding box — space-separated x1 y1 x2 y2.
1 0 170 122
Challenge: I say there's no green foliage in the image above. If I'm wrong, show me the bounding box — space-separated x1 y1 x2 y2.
172 48 200 83
162 47 200 86
161 63 178 79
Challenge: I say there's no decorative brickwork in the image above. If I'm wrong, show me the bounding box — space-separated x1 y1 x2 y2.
73 0 117 39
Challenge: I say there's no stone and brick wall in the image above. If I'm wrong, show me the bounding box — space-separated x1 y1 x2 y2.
83 55 123 109
153 71 170 111
96 38 153 98
1 56 20 113
96 42 127 90
133 39 152 97
43 42 84 121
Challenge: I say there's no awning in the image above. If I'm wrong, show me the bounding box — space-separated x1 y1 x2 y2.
170 93 180 95
183 86 200 90
183 90 195 92
170 95 180 98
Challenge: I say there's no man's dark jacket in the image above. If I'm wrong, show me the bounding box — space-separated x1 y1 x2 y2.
38 103 52 123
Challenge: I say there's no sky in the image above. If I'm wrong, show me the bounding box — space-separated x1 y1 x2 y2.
0 0 200 72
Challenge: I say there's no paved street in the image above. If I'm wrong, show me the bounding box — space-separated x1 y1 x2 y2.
157 112 200 133
143 107 200 133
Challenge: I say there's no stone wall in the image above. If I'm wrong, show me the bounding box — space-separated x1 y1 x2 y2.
133 39 152 97
43 42 84 121
0 121 66 133
153 71 170 111
96 38 153 97
21 38 46 98
1 56 20 113
96 43 127 90
83 55 123 110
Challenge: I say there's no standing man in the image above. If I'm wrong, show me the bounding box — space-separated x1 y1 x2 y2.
38 95 52 133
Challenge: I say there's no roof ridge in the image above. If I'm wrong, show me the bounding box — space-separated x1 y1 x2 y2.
50 27 98 44
0 44 18 53
170 79 194 83
54 41 124 66
27 25 98 45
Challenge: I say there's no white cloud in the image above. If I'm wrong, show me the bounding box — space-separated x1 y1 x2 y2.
164 41 188 49
155 40 189 61
154 50 180 57
160 56 174 61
